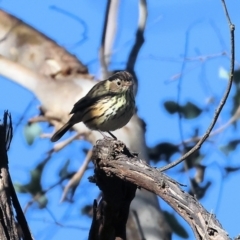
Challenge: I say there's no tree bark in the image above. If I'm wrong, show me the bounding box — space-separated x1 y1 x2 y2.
90 138 230 240
0 112 33 240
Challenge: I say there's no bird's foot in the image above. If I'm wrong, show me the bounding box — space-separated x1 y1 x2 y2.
98 131 117 140
107 131 117 140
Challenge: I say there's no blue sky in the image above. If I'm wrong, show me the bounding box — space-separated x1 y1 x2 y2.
1 0 240 239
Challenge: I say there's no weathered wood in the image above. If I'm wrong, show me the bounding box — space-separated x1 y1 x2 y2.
89 139 137 240
0 112 33 240
90 138 230 240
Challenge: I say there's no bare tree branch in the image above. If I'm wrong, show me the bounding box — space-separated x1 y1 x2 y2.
100 0 119 79
0 10 88 80
159 0 235 172
126 0 148 91
60 149 93 202
0 55 48 90
89 139 137 240
91 138 230 240
127 0 147 71
181 106 240 146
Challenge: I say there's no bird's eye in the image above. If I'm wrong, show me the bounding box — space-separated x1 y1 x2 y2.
117 81 121 86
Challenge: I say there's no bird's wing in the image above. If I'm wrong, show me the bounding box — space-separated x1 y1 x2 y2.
70 96 100 114
70 82 116 114
85 81 108 98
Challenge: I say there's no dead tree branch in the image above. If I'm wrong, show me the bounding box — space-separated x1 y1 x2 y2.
100 0 119 79
126 0 147 92
90 138 230 240
89 138 137 240
0 111 33 240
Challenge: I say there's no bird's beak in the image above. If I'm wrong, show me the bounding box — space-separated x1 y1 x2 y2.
123 81 133 86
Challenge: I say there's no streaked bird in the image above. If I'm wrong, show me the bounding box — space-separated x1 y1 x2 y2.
51 71 135 142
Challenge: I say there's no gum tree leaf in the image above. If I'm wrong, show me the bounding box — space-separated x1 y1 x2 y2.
231 88 240 118
23 122 42 145
14 183 28 193
219 66 229 80
220 139 240 156
189 179 211 200
147 142 179 163
164 101 180 114
233 69 240 85
37 195 48 209
22 159 48 196
81 204 93 216
181 101 202 119
225 166 240 174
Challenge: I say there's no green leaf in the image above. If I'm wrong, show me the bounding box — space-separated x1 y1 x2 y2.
181 101 202 119
164 101 180 114
147 142 179 163
21 159 48 196
178 143 204 172
220 139 240 156
163 211 189 238
37 195 48 209
225 166 240 174
164 101 202 119
189 179 211 200
219 66 229 80
14 183 28 193
231 88 240 118
81 204 93 216
23 168 43 195
233 69 240 85
23 122 42 145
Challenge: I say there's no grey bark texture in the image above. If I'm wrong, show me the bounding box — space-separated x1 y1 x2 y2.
90 138 230 240
0 112 33 240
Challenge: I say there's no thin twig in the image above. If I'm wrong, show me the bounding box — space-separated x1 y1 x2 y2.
24 172 74 213
49 5 88 48
159 0 235 172
29 217 88 230
51 132 82 152
181 106 240 146
176 22 197 194
13 97 36 134
60 149 93 202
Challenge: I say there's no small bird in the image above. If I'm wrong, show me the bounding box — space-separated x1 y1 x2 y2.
51 71 135 142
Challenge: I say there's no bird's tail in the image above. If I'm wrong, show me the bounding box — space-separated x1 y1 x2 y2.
51 122 73 142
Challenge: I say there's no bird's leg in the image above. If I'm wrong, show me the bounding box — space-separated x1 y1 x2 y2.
98 131 117 140
98 131 107 138
107 131 117 140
